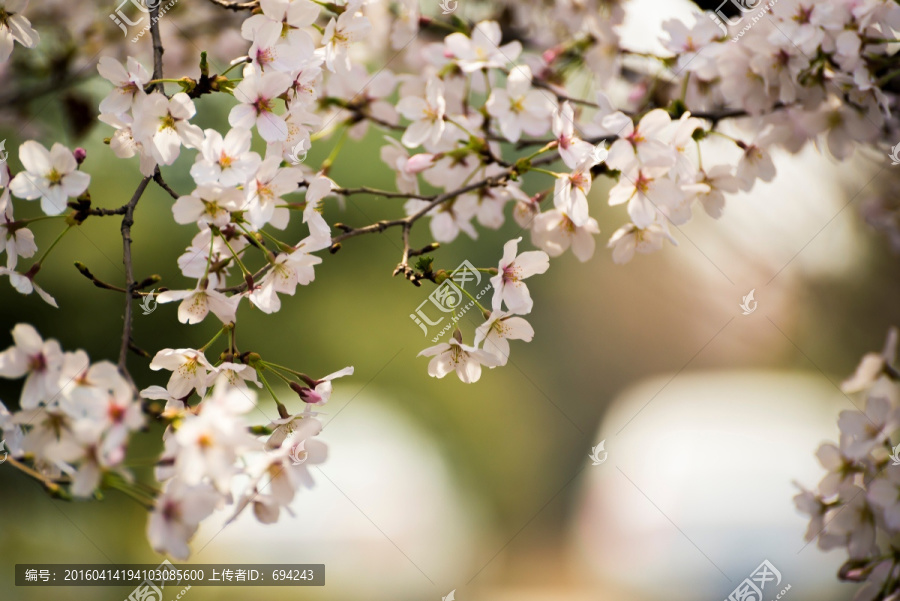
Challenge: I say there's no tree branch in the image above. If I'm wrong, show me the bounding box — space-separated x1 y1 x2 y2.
334 186 435 200
149 4 165 93
118 176 152 388
153 171 181 200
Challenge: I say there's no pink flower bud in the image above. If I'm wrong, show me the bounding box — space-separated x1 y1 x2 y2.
73 147 87 165
405 153 435 174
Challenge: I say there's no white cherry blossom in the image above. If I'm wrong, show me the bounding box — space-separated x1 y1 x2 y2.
8 141 90 215
490 237 550 315
133 92 203 165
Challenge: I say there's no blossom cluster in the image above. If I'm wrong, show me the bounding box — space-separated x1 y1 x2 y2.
1 0 900 565
418 237 548 383
0 324 143 499
795 328 900 601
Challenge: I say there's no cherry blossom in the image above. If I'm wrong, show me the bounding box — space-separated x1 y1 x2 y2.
190 128 261 187
486 66 553 142
474 311 534 366
490 237 550 315
0 0 38 63
229 66 292 143
532 209 600 263
172 183 245 228
418 338 501 384
245 156 303 230
607 220 678 265
157 282 242 326
148 480 220 559
553 102 594 169
554 143 608 226
248 236 327 314
133 92 204 165
0 324 63 409
1 205 36 269
290 366 354 405
398 78 446 149
319 0 370 73
8 141 90 215
97 56 151 115
444 21 522 73
149 348 216 399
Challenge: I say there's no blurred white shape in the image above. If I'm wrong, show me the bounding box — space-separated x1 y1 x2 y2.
194 396 482 599
572 370 850 601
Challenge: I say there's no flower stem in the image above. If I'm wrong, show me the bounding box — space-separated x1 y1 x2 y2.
34 224 73 267
199 323 232 352
257 368 288 417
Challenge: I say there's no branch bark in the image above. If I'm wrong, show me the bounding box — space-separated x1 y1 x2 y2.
118 7 166 393
118 176 152 388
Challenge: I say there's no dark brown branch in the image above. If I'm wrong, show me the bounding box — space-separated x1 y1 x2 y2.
116 6 165 393
334 186 435 200
74 261 159 297
331 170 512 248
392 222 416 283
118 176 152 389
149 4 165 93
153 171 181 199
85 206 128 217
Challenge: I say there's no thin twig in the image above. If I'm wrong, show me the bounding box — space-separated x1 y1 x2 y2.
153 171 181 200
4 456 70 499
334 186 435 200
119 176 153 388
